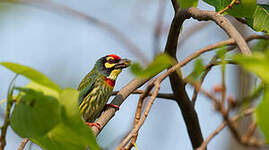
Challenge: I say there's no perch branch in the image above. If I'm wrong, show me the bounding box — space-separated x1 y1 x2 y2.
92 78 150 136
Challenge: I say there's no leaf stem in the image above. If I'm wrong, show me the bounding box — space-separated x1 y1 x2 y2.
0 74 18 150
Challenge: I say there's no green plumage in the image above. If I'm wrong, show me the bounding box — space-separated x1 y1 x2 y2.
78 65 113 122
77 55 130 123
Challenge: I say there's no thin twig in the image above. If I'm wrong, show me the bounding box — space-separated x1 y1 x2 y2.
191 84 265 149
191 34 269 106
197 108 256 150
112 90 175 100
192 56 218 106
0 74 18 150
218 0 238 14
117 82 160 150
125 85 153 150
187 7 251 55
220 54 227 112
17 138 29 150
242 122 257 143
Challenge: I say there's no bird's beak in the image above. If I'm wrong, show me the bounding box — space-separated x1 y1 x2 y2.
114 59 131 69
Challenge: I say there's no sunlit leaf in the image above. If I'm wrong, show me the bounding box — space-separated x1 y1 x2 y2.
203 0 256 18
10 87 61 139
188 58 204 81
130 53 172 78
256 85 269 142
251 39 269 52
178 0 198 9
233 52 269 84
33 89 101 150
247 4 269 33
25 81 60 99
0 62 60 91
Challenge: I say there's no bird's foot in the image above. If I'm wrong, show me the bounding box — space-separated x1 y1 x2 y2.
105 104 120 111
85 122 101 130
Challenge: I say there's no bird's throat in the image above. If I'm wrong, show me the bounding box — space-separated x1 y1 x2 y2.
104 76 115 87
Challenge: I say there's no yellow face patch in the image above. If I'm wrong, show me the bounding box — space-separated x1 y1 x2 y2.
108 69 122 80
104 62 115 68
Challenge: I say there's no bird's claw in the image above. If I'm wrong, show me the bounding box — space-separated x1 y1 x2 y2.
105 104 120 111
86 122 101 130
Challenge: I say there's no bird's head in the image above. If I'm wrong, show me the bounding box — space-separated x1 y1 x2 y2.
95 54 131 81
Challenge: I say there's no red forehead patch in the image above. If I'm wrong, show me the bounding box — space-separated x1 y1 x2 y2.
108 54 121 60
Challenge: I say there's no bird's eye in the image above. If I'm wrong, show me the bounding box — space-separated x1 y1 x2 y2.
108 59 114 64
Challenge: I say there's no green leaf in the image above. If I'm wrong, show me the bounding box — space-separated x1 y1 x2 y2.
178 0 198 9
233 52 269 84
130 53 172 78
251 39 269 52
203 0 256 18
10 87 61 139
217 47 227 58
32 89 100 150
256 84 269 142
247 4 269 33
0 62 60 91
188 59 204 81
203 0 223 12
25 81 60 99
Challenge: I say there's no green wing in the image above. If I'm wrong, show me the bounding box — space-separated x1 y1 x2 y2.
77 70 97 105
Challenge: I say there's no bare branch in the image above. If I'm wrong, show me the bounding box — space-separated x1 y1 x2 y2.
125 85 153 150
218 0 238 15
197 108 256 150
187 7 251 55
0 75 18 150
117 82 156 149
17 139 29 150
92 78 150 136
112 90 176 100
171 0 179 13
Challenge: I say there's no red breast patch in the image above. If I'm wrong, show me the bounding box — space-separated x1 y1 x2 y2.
108 54 121 61
104 76 115 87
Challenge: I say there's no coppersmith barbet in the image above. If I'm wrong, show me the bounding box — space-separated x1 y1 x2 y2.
78 54 130 129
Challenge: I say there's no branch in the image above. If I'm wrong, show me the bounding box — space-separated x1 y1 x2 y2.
217 0 238 14
188 7 252 55
112 90 176 100
92 78 150 136
162 8 254 148
125 88 149 150
17 139 29 150
1 0 149 63
117 83 156 149
164 6 204 149
0 75 18 150
118 62 178 149
197 108 256 150
171 0 179 13
190 34 269 106
170 7 252 55
190 84 265 149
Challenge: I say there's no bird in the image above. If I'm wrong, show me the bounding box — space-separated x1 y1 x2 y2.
77 54 130 129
